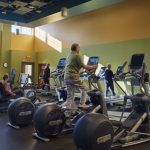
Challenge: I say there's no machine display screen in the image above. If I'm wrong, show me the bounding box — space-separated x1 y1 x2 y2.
19 73 29 87
130 54 144 67
88 57 99 66
58 58 66 68
116 66 123 75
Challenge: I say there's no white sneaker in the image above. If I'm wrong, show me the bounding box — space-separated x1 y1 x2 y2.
78 103 90 109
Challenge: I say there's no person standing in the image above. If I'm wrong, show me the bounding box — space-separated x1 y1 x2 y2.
104 64 116 97
43 64 50 91
62 43 97 110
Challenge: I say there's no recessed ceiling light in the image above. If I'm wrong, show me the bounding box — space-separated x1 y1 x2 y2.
2 11 7 14
29 6 35 9
36 10 42 13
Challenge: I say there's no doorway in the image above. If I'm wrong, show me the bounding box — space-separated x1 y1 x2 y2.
21 62 34 83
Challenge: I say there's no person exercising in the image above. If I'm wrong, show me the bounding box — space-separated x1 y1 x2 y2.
104 64 116 97
43 64 50 91
62 43 97 110
1 74 24 98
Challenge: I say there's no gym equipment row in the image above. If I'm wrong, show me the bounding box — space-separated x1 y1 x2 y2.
6 56 100 142
73 53 150 150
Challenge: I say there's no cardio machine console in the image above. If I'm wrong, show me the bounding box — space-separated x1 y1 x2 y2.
19 73 29 88
128 54 145 74
80 56 99 79
98 67 107 80
57 58 66 70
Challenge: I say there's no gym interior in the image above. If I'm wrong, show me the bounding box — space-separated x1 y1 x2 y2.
0 0 150 150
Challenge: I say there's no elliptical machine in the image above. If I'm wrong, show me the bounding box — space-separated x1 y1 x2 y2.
39 58 66 98
73 54 150 150
32 56 103 142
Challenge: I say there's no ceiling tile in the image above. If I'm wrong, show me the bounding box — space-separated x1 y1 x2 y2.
30 0 46 7
0 2 9 7
12 0 27 7
14 7 32 15
13 10 27 15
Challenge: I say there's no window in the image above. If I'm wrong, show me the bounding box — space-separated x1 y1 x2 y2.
47 34 62 53
35 27 46 42
34 28 62 52
84 55 89 64
21 27 33 35
11 25 33 35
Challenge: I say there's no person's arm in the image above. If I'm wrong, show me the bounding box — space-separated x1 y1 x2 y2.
82 64 97 70
111 71 115 78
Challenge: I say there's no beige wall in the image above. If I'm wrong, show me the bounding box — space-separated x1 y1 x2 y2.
11 34 34 51
40 0 150 48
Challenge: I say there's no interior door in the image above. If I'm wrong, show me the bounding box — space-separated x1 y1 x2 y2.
21 62 34 83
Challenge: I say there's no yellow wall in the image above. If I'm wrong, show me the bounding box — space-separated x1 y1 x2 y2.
0 24 11 77
10 50 37 83
34 37 53 52
11 34 34 51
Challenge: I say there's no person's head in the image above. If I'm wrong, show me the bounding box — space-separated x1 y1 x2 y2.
107 64 112 70
71 43 80 53
3 74 9 82
46 64 50 69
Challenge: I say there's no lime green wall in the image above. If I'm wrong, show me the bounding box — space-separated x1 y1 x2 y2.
36 37 150 94
80 38 150 73
37 37 150 73
36 49 70 71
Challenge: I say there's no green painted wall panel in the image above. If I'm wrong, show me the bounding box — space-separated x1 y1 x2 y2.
37 38 150 73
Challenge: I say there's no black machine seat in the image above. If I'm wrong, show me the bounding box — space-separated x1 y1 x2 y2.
125 94 150 103
111 120 122 127
0 82 7 102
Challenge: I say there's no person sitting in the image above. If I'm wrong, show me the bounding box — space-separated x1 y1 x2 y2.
62 43 97 110
104 64 116 97
1 74 24 99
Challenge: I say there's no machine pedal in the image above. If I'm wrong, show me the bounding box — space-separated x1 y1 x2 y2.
32 132 50 142
7 122 20 129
